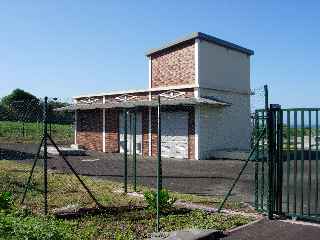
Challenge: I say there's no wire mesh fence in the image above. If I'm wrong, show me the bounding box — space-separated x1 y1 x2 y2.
0 88 268 222
0 97 127 215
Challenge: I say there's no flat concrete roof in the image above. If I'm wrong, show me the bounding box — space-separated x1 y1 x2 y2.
55 97 229 111
146 32 254 57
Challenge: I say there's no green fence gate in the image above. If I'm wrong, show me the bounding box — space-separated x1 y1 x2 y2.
255 105 320 221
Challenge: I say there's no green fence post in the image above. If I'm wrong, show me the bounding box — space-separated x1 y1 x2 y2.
301 110 305 216
43 97 48 215
293 111 298 215
156 95 162 232
308 110 312 216
133 110 137 192
124 110 128 193
264 85 269 111
277 108 283 215
316 110 319 214
254 110 260 210
267 106 275 219
286 110 291 214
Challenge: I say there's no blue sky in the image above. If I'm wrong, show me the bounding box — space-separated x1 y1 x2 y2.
0 1 319 108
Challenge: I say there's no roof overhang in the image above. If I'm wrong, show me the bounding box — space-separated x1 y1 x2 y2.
146 32 254 57
55 97 230 112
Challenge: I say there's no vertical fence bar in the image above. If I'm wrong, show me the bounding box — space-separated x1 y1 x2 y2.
156 96 162 232
308 110 312 216
267 108 275 219
316 110 319 214
274 109 283 214
264 85 269 110
287 110 291 214
262 86 268 211
255 111 260 210
133 110 137 192
261 110 266 210
294 111 298 215
124 110 128 193
300 110 305 216
278 110 283 214
43 97 48 215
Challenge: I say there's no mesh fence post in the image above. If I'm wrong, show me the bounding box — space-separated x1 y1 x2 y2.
43 96 48 215
156 95 162 232
133 110 137 192
124 109 128 193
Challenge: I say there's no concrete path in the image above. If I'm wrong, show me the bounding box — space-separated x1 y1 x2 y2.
224 219 320 240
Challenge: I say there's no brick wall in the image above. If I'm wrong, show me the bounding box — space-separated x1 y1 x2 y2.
151 108 158 157
141 108 149 157
77 109 103 151
105 109 119 153
151 40 195 88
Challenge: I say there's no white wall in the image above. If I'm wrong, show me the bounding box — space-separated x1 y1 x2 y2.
198 89 251 159
198 40 250 93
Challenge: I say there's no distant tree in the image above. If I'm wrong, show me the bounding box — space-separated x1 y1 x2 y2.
0 89 40 121
0 89 73 123
1 88 39 107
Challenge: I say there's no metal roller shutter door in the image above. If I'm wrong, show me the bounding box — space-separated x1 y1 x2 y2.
161 111 188 159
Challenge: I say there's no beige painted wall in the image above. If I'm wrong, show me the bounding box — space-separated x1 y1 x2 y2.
198 89 251 159
198 40 250 93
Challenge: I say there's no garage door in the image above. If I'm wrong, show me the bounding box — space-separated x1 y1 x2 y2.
161 112 188 159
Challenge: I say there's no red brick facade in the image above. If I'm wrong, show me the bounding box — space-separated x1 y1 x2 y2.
75 39 198 159
151 108 158 157
141 108 149 157
151 40 195 88
77 109 103 151
105 109 119 152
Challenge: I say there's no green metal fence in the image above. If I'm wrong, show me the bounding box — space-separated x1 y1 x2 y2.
254 106 320 221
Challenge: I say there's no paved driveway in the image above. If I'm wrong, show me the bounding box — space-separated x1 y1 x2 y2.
224 219 320 240
0 143 256 204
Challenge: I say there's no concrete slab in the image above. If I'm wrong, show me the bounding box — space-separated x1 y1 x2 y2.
150 229 223 240
43 146 86 156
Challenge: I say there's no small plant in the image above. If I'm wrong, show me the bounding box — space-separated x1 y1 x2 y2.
144 189 176 213
114 228 135 240
0 191 13 210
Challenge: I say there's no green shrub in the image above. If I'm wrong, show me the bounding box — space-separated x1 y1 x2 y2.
0 191 13 210
144 189 176 213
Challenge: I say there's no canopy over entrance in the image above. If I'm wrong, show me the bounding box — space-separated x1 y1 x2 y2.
55 97 230 111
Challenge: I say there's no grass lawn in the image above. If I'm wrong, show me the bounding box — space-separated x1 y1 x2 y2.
0 160 255 239
0 121 73 144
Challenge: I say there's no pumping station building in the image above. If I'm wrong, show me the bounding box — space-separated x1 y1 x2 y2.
65 32 254 160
